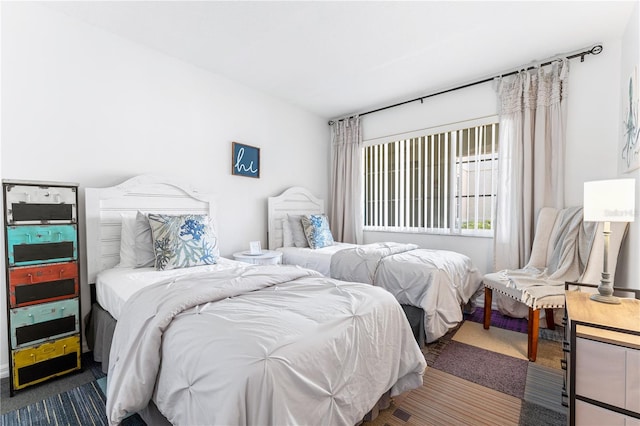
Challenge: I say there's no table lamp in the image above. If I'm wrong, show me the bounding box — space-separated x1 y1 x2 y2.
583 178 636 304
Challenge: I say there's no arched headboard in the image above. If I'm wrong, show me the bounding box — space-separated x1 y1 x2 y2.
267 187 324 249
85 175 216 283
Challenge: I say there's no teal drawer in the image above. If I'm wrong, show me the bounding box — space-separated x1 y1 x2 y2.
7 225 77 266
10 299 79 348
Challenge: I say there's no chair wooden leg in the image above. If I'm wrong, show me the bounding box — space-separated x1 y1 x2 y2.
544 308 555 330
483 287 492 329
528 307 539 362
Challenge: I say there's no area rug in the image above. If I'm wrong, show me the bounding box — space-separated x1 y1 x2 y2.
431 340 528 398
524 363 566 414
454 320 530 359
365 311 567 426
466 306 565 342
465 305 529 333
0 381 107 426
452 321 564 369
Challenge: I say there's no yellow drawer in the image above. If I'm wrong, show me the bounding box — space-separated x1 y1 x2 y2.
12 335 81 389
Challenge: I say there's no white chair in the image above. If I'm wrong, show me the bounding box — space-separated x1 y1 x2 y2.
483 207 628 361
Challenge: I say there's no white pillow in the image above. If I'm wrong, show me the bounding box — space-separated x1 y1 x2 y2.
282 218 294 247
134 211 156 268
117 214 137 268
288 214 309 248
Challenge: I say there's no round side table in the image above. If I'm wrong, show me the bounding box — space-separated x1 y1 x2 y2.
232 250 283 265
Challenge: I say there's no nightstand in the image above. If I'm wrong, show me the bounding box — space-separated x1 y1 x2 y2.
565 289 640 425
233 250 283 265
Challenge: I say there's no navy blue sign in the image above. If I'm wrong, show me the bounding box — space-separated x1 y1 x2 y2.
232 142 260 178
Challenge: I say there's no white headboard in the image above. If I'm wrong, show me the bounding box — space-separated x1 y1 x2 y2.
267 187 324 249
85 175 215 283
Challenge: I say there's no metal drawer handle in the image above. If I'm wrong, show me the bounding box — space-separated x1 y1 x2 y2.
57 232 63 241
25 234 31 243
59 269 64 278
27 273 33 283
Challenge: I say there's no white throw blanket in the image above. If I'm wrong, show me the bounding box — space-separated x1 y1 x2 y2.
504 207 597 306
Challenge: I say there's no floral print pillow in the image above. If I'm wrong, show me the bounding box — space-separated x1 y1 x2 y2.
301 214 334 249
147 214 219 270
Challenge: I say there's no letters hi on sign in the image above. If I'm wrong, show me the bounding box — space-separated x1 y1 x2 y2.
232 142 260 178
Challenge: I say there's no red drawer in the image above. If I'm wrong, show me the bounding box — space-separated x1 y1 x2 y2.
9 262 78 308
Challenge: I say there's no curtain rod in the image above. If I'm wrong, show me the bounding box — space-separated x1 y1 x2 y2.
328 43 603 125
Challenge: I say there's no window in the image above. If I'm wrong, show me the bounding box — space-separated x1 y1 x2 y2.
363 119 498 235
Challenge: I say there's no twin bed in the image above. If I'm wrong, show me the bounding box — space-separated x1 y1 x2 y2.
85 176 426 425
267 186 484 344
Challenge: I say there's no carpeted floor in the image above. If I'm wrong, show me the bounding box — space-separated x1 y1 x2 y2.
0 308 566 425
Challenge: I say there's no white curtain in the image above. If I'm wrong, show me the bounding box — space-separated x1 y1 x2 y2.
330 116 363 244
494 60 569 271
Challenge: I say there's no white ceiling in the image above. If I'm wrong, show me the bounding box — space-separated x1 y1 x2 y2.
41 1 636 120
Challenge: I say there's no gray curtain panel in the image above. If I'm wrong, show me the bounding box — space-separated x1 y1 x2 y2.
330 115 363 244
494 59 569 271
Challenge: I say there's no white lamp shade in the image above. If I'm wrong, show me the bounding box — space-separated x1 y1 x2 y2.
584 178 636 222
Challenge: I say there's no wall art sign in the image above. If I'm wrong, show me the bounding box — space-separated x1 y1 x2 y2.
622 65 640 173
232 142 260 178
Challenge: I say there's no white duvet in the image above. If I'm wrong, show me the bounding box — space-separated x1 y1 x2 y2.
107 264 426 425
330 243 483 343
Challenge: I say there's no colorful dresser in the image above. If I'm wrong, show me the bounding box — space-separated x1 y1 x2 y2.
3 179 82 395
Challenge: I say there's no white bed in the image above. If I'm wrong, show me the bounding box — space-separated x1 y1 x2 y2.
268 186 484 343
85 175 426 426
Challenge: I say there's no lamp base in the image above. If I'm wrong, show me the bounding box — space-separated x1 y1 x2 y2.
590 293 621 304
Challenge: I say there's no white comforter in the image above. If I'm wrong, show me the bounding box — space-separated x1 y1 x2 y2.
331 243 483 343
107 264 426 425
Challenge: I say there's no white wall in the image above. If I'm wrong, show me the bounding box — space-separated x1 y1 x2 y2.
0 3 329 377
615 1 640 288
361 36 633 285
